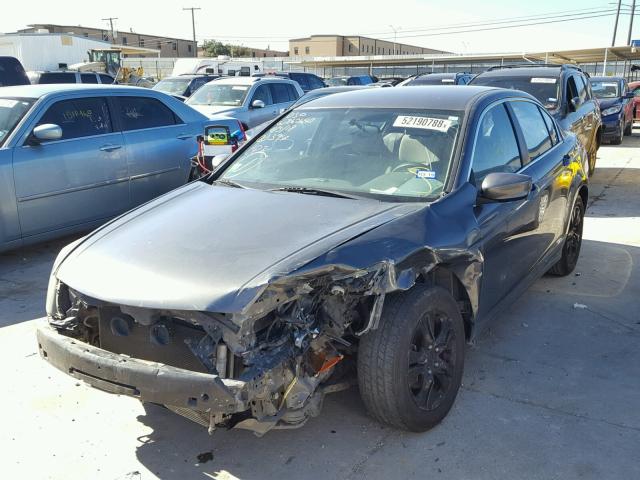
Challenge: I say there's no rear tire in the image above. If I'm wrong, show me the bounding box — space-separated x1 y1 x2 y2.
357 285 465 432
624 119 632 136
548 197 585 276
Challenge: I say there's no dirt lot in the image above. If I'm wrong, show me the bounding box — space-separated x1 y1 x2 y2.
1 134 639 480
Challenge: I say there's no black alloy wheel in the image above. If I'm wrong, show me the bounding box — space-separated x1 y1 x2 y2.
549 197 585 276
408 312 457 411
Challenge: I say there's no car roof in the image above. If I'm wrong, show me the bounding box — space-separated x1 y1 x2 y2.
297 85 515 111
0 84 161 99
590 76 623 82
213 76 293 85
476 66 562 78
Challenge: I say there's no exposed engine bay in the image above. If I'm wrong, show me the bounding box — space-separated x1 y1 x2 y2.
43 265 400 435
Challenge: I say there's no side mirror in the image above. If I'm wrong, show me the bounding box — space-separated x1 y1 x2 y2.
570 96 581 111
32 124 62 143
251 99 265 109
625 91 634 99
479 172 532 202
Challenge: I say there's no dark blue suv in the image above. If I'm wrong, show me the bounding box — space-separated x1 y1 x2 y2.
590 76 634 145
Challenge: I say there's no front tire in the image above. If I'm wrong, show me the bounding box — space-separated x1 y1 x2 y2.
357 285 465 432
611 119 624 145
548 197 585 276
624 118 632 136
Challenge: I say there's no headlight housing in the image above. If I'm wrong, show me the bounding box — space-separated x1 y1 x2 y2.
602 104 622 116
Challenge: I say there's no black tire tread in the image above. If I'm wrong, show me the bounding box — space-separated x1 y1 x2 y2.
358 286 463 431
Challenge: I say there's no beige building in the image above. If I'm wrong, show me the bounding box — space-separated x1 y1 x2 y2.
289 35 445 57
19 24 196 58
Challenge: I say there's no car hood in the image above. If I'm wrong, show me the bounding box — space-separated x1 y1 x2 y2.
188 104 240 117
597 98 621 111
56 182 419 313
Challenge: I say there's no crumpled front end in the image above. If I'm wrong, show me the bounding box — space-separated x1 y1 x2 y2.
40 260 416 435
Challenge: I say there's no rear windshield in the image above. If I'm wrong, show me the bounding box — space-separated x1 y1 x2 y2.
408 76 456 86
0 97 35 146
591 80 620 99
38 72 77 84
186 83 250 107
0 58 29 87
472 75 560 110
153 78 192 96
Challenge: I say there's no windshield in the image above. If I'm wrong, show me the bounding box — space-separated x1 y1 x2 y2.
187 84 250 107
0 98 34 146
326 78 348 86
591 81 620 99
153 78 191 96
472 76 560 110
219 107 463 201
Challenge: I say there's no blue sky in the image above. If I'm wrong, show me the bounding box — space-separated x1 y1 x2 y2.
0 0 634 53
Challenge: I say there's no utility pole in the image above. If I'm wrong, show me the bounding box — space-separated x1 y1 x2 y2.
628 0 637 45
612 0 622 46
101 17 118 43
183 7 201 57
389 25 400 56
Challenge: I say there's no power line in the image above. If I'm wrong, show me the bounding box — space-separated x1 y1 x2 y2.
377 11 620 40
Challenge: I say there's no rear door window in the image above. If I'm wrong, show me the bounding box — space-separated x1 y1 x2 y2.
80 73 98 84
509 101 553 162
99 74 114 84
269 83 293 104
115 97 180 131
539 106 559 145
471 103 522 186
36 97 112 140
38 72 77 84
286 84 300 101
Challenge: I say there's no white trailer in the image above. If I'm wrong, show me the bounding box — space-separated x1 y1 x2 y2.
172 56 263 77
0 33 112 71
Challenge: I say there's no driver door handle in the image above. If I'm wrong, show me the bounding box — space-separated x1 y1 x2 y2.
99 144 122 152
176 134 193 140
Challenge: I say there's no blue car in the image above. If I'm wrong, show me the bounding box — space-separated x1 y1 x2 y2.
590 76 634 145
0 84 209 252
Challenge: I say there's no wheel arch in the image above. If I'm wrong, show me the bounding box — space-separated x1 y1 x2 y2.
416 266 475 341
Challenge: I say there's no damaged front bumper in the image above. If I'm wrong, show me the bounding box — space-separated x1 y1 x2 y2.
36 323 246 414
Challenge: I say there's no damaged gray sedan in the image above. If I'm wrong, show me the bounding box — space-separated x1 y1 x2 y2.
37 86 588 435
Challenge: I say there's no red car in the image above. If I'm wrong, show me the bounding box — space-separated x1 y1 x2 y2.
628 80 640 120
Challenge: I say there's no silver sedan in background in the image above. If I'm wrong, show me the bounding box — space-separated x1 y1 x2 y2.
0 84 210 252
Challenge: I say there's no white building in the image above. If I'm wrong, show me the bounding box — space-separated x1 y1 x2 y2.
0 33 111 71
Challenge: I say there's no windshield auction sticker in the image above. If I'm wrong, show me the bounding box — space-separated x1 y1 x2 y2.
394 116 452 132
530 77 557 84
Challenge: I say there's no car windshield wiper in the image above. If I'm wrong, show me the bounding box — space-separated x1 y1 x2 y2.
270 186 357 199
214 178 245 188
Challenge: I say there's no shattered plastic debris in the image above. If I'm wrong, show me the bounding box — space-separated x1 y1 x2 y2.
573 303 588 310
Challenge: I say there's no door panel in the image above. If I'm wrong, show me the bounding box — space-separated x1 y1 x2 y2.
0 149 21 245
12 97 129 237
114 96 193 206
248 85 275 128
